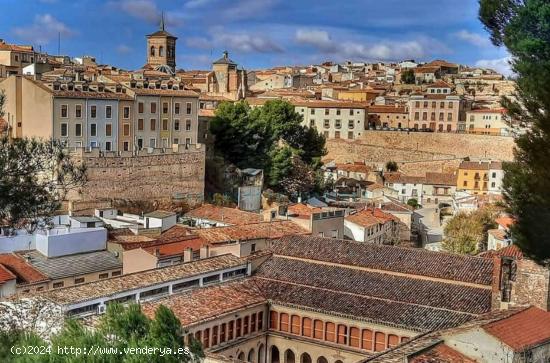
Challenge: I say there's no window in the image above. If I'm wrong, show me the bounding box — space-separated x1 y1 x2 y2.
431 101 436 108
150 119 156 131
99 273 108 279
280 313 289 332
324 119 330 128
150 46 155 56
243 316 249 335
325 108 329 115
137 138 143 149
335 119 341 128
439 113 444 121
106 123 112 137
123 123 130 136
106 105 112 119
291 315 300 335
163 102 168 114
150 102 157 113
162 119 168 131
310 109 315 115
236 318 242 337
349 327 360 348
415 101 420 108
123 106 130 119
374 332 386 352
149 138 156 148
335 131 340 139
423 101 428 108
90 123 97 137
336 109 341 115
173 138 179 145
212 326 218 346
414 112 419 120
228 321 234 340
185 137 191 145
91 105 97 118
302 317 312 337
447 113 452 121
61 104 68 118
75 123 82 137
53 281 64 288
186 119 191 131
422 112 427 121
250 313 256 333
174 103 180 114
348 120 354 129
220 323 226 343
186 102 192 114
313 320 323 339
337 325 347 345
270 311 278 330
258 312 263 331
159 46 164 57
449 102 453 108
325 322 336 342
105 141 112 151
388 334 399 348
75 277 85 284
174 120 180 131
123 141 129 151
61 123 68 137
138 102 144 113
75 104 82 118
362 330 373 351
440 102 445 108
348 131 354 139
203 328 210 348
349 109 354 115
138 119 144 131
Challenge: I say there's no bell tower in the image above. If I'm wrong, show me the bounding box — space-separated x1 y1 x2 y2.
146 12 177 71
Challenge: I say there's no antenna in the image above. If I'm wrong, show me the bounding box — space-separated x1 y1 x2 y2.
58 32 60 55
160 11 165 31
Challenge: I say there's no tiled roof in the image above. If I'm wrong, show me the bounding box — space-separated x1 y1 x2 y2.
195 221 308 244
483 307 550 351
185 204 263 225
144 237 206 257
271 235 494 285
257 279 475 332
335 163 372 173
144 210 176 219
287 203 322 219
424 172 456 186
292 99 368 109
345 208 398 228
425 60 458 68
367 105 407 114
495 216 515 229
142 279 265 327
384 172 425 185
458 160 502 170
0 264 16 284
408 342 477 363
19 250 122 280
256 257 491 315
496 244 523 260
0 42 34 52
426 80 452 88
39 254 244 305
468 108 507 114
53 90 133 100
0 253 49 285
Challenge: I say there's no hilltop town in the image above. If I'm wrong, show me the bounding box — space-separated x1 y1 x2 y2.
0 14 548 363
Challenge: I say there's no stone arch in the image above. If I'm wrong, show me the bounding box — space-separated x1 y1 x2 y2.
317 357 328 363
300 353 312 363
150 46 156 56
258 344 265 363
248 348 255 363
284 349 295 363
270 345 280 363
238 352 245 361
335 360 343 363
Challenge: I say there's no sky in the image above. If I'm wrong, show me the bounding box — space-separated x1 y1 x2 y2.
0 0 512 75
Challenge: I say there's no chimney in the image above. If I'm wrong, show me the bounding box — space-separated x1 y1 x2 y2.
200 245 210 259
183 247 193 263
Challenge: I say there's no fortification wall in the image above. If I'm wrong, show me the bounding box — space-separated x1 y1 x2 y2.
68 145 205 206
325 132 515 166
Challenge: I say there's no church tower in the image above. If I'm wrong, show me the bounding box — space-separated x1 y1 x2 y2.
146 13 177 72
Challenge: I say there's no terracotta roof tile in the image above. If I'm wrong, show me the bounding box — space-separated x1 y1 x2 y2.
144 237 206 257
495 216 515 229
424 172 456 186
409 342 477 363
483 307 550 351
367 105 407 114
0 264 16 284
0 253 49 285
345 208 398 228
335 163 372 174
195 221 309 244
185 204 263 225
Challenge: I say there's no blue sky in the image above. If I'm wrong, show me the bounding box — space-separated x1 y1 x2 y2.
0 0 511 74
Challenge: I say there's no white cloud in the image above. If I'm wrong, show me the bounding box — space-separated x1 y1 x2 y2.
186 28 284 53
455 30 491 47
117 0 185 27
475 57 514 77
116 45 133 55
13 14 74 45
295 28 441 61
184 0 214 8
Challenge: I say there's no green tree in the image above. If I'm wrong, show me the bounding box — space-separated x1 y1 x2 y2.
400 69 415 84
442 208 498 255
0 137 87 233
210 100 326 193
385 161 398 172
479 0 550 262
407 198 419 209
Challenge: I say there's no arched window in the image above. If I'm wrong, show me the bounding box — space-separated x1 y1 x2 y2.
302 317 312 337
313 320 323 339
284 350 295 363
300 353 311 363
337 324 347 345
361 329 373 351
325 322 336 342
159 46 165 57
270 346 280 363
248 348 256 363
335 361 343 363
238 352 245 361
150 46 155 56
388 334 399 348
317 357 328 363
290 315 300 335
280 313 289 332
349 327 360 348
374 332 386 352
